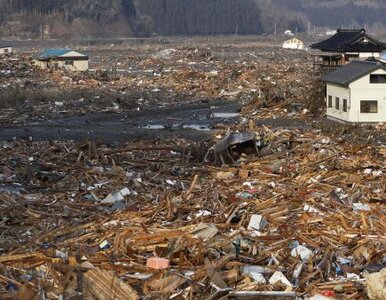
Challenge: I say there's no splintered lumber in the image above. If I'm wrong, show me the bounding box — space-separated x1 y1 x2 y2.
0 253 45 263
230 291 297 298
83 268 139 300
103 145 184 155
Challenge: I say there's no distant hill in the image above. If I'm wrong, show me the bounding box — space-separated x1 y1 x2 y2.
276 0 386 29
0 0 386 38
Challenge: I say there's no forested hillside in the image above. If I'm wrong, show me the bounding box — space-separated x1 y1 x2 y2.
277 0 386 29
0 0 386 38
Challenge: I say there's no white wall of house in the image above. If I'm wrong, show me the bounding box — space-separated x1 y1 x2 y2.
358 52 380 59
327 69 386 123
33 58 89 71
33 60 48 69
56 60 89 71
0 47 13 55
326 84 350 122
348 69 386 122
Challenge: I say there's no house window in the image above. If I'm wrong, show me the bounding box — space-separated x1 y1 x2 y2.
360 101 378 113
370 74 386 83
335 97 339 110
328 96 332 108
65 60 74 66
343 99 347 112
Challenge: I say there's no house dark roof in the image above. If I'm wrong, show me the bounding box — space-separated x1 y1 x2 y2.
321 60 386 86
311 29 386 52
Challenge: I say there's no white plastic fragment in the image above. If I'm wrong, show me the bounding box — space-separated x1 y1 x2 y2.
293 263 303 279
353 202 371 211
247 214 267 232
304 204 324 215
242 265 268 283
195 210 212 217
291 245 313 262
102 187 131 203
268 271 292 287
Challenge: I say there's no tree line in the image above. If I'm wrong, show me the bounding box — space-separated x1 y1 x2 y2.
0 0 385 37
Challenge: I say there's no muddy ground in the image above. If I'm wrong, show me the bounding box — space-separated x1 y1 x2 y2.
1 36 385 145
0 99 241 142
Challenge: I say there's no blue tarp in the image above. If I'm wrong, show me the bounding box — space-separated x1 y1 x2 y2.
39 49 72 60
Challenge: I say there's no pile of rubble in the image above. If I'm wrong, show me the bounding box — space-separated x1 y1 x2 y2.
0 123 385 299
0 46 318 125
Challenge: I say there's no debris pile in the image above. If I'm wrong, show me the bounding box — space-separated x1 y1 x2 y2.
0 45 317 125
0 125 385 299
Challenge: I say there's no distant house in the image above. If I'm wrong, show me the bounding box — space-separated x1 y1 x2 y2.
34 49 89 71
311 28 386 71
325 30 337 36
0 43 13 55
282 38 305 50
284 30 294 37
321 60 386 123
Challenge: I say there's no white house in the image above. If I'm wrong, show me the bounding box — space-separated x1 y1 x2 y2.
33 49 89 71
282 38 306 50
321 60 386 123
325 30 337 36
284 30 294 37
0 44 13 55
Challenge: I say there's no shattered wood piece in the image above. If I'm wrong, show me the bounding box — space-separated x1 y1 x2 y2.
192 223 219 242
83 268 139 300
361 212 368 230
216 171 235 180
133 230 185 245
185 174 198 199
14 284 39 300
230 291 297 298
238 168 250 178
221 269 238 284
225 205 239 225
103 145 183 155
207 287 233 300
147 275 187 292
324 232 386 240
204 257 228 289
0 252 45 263
0 274 22 288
